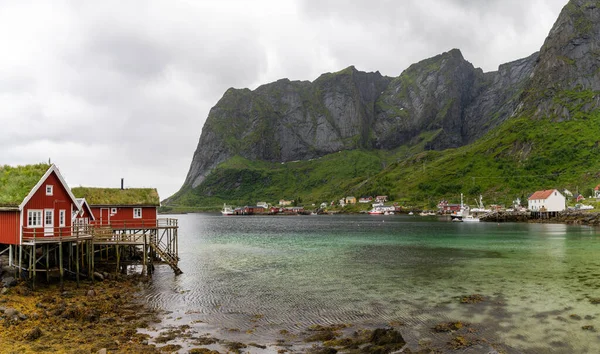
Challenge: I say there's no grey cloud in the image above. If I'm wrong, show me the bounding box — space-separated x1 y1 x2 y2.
0 0 568 198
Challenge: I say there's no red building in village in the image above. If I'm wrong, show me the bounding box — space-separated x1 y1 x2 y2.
0 164 180 279
71 185 160 228
0 164 82 245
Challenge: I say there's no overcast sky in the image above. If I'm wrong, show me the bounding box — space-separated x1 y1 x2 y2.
0 0 567 200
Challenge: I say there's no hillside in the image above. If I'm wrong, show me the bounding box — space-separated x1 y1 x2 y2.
164 0 600 211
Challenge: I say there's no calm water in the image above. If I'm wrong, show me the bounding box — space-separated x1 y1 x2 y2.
142 214 600 352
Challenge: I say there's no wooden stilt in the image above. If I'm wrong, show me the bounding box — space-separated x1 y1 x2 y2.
32 246 36 290
46 245 50 283
76 241 80 288
142 235 147 277
18 245 22 280
116 244 120 275
59 242 64 291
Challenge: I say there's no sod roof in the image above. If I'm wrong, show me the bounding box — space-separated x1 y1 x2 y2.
71 187 160 206
0 164 51 207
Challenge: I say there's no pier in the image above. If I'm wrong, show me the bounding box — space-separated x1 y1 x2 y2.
3 218 179 289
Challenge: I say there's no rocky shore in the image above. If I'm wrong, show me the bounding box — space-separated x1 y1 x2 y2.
550 210 600 226
0 257 511 354
0 262 162 353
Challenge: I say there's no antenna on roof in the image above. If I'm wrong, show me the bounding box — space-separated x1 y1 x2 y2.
121 178 124 190
48 157 51 164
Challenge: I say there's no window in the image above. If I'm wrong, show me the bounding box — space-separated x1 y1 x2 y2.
45 210 53 226
111 208 117 214
59 210 65 227
133 208 142 219
27 210 42 227
46 185 53 196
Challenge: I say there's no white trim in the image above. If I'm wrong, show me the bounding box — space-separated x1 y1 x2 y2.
59 209 66 227
19 208 23 244
19 164 82 214
133 208 142 219
46 184 53 196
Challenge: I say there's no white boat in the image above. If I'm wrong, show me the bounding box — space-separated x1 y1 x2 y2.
462 215 480 222
450 193 471 221
368 208 384 215
221 203 235 216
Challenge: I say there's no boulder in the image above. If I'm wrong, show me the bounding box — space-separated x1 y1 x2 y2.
24 326 42 341
1 276 16 288
4 307 18 317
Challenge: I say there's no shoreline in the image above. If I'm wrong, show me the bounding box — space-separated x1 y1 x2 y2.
0 272 517 353
0 272 163 353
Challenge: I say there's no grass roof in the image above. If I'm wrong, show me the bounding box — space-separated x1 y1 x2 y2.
71 187 160 206
0 164 51 207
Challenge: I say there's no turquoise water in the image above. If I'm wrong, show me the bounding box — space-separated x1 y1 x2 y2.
143 214 600 352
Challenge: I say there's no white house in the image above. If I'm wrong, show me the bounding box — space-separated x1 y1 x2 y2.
528 189 566 212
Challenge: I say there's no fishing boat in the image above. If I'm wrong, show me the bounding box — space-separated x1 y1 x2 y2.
368 208 384 215
221 203 235 216
462 215 480 222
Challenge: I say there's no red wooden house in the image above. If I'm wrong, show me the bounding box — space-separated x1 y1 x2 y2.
0 164 82 245
71 186 160 228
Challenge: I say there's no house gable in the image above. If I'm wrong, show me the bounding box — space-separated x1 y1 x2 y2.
20 165 81 212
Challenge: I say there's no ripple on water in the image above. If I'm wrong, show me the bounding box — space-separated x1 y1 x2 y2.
142 214 600 352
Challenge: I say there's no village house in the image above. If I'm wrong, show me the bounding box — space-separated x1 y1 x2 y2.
241 205 267 215
437 200 461 213
71 183 160 227
0 164 83 247
528 189 566 212
358 197 373 203
595 185 600 199
375 196 388 203
279 199 293 206
345 196 357 204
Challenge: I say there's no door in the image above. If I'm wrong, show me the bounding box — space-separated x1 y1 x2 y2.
44 209 54 236
100 208 110 226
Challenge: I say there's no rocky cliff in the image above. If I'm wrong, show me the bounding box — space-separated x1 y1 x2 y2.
172 0 600 205
181 49 538 190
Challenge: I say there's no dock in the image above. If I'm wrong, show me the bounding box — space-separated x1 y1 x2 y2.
4 217 180 288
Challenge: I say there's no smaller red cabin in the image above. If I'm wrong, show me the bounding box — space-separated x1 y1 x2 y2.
71 187 160 228
0 164 82 245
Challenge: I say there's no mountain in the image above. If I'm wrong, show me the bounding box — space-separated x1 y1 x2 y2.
165 0 600 210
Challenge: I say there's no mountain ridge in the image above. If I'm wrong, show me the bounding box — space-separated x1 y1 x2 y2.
166 0 600 209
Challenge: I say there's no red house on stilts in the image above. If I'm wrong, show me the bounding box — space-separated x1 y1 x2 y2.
71 184 159 228
0 164 93 281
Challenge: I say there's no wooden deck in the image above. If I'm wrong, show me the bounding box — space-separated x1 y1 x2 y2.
17 218 181 276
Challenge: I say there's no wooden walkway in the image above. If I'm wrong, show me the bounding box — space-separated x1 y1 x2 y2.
13 218 181 287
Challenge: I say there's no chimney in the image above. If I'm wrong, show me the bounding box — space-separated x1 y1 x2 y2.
121 178 124 190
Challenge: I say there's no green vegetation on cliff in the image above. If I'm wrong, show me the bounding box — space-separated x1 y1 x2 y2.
165 88 600 212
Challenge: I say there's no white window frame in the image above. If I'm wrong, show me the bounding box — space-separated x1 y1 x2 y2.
59 209 66 227
27 210 43 228
133 208 142 219
45 209 54 227
46 185 53 196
